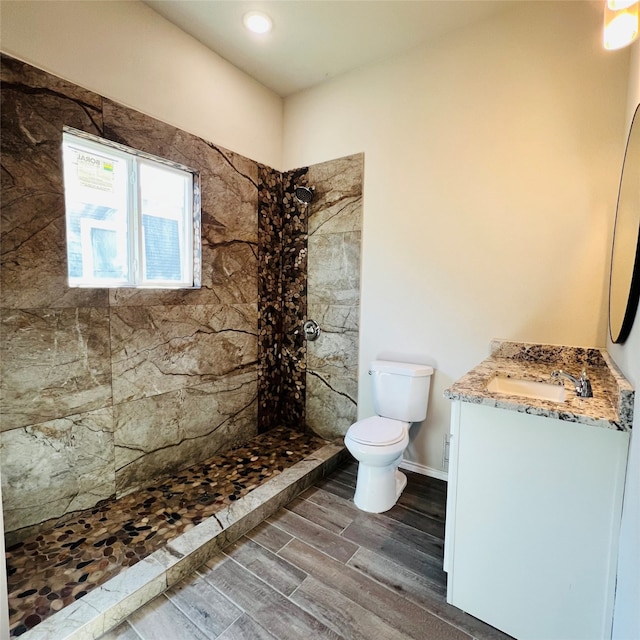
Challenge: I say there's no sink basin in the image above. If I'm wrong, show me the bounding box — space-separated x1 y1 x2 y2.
487 375 566 402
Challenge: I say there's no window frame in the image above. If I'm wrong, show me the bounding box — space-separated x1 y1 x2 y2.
62 127 201 289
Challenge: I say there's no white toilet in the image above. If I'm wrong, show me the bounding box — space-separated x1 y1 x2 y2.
345 360 433 513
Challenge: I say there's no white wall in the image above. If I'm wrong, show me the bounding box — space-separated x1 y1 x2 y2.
0 0 283 169
610 40 640 640
283 1 630 474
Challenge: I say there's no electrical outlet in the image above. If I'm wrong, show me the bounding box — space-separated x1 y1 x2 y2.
443 433 451 468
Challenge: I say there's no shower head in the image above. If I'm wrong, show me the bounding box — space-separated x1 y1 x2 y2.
294 186 314 205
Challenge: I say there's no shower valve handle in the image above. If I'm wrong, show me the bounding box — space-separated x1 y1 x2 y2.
303 319 321 341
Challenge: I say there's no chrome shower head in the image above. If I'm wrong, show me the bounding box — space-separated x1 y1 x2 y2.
294 186 314 205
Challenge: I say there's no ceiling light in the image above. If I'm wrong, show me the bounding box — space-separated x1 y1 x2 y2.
604 0 639 49
243 11 273 35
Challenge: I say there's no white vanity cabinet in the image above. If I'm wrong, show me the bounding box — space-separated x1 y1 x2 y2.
444 401 630 640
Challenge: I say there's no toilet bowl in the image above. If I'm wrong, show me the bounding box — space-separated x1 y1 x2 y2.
345 359 433 513
345 416 410 513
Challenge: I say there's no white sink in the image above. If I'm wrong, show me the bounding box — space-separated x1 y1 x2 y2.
487 375 566 402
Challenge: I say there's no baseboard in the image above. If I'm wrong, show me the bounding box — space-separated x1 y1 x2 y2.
399 459 448 482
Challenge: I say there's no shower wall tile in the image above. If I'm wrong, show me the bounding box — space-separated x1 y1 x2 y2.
110 304 258 405
279 170 309 430
1 55 107 310
257 166 283 433
0 308 112 431
257 166 309 433
306 374 359 441
281 168 309 304
306 304 360 374
114 372 257 496
306 154 363 439
257 301 282 433
306 304 359 439
307 231 362 306
307 154 364 236
257 165 283 302
0 407 115 533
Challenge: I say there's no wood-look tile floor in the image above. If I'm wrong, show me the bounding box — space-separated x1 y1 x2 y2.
102 461 513 640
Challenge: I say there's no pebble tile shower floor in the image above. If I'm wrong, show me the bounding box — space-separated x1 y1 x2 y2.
6 427 328 637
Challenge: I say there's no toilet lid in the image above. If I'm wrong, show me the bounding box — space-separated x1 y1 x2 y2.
348 416 408 446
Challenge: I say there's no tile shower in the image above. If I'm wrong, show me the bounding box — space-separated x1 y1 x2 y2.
0 55 363 635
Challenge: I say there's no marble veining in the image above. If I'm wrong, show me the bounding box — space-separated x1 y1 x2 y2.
0 308 112 431
1 408 115 535
445 340 634 431
0 57 107 311
109 304 258 405
113 371 258 496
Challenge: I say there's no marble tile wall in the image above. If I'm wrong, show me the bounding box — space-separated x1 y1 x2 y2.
0 54 363 537
306 155 364 439
0 56 261 536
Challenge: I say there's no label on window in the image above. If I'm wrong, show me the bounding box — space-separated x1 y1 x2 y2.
76 150 115 193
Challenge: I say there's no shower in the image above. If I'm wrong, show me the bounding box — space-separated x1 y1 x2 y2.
294 186 314 204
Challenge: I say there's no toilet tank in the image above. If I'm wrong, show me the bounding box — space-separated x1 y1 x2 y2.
370 360 434 422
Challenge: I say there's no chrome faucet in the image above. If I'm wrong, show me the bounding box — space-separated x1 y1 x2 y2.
550 369 593 398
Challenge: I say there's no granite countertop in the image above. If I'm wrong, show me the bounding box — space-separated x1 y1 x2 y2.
444 340 634 432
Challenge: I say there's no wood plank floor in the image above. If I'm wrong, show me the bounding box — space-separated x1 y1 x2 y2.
102 460 513 640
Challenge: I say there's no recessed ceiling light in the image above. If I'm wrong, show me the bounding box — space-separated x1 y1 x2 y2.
243 11 273 35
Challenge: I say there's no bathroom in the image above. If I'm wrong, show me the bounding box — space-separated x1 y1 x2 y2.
1 0 639 638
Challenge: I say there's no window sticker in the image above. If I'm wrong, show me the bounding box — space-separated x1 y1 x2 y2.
75 149 116 193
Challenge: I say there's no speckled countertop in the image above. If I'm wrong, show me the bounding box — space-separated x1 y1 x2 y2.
444 340 634 432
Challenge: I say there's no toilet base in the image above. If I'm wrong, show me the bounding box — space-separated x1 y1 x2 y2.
396 469 407 496
353 460 407 513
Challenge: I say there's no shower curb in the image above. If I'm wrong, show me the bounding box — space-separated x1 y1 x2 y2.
20 440 347 640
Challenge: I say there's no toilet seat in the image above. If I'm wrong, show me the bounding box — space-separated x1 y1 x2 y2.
347 416 408 446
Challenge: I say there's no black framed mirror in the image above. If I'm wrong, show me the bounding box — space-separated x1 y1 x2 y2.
609 103 640 344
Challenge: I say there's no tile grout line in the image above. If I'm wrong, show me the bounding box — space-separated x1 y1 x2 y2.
286 492 464 627
196 563 252 638
164 576 243 640
294 493 357 536
333 524 478 639
201 548 344 640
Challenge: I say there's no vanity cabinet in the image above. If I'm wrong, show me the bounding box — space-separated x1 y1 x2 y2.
444 401 629 640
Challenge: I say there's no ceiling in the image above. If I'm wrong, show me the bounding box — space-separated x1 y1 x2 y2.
143 1 513 97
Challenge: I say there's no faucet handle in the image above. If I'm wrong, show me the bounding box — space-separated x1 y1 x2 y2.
579 369 593 398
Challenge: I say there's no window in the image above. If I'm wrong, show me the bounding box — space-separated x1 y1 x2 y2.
62 128 200 288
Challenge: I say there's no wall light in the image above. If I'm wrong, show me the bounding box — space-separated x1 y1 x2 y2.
243 11 273 35
604 0 639 50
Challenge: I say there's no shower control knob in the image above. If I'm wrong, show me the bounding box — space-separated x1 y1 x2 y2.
303 319 321 341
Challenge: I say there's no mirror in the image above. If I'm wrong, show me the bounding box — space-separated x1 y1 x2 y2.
609 103 640 344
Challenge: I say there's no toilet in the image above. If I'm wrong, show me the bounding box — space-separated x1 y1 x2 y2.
345 360 433 513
